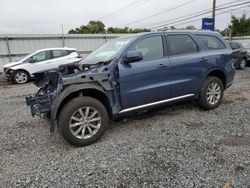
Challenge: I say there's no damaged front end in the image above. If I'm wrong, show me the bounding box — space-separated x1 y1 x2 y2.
26 60 118 131
26 69 62 117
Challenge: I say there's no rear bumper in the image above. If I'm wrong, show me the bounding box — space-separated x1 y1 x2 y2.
226 68 235 89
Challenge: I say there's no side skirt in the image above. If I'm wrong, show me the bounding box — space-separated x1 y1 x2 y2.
119 94 195 114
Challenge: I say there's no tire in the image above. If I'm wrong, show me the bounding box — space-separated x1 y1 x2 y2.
13 70 29 84
58 96 108 147
239 58 247 70
198 76 224 110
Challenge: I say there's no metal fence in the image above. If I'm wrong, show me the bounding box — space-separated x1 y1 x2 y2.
0 34 123 71
0 34 250 72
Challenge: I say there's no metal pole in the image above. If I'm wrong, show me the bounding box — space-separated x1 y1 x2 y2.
105 31 108 43
212 0 216 19
5 36 12 62
61 24 65 47
229 29 232 41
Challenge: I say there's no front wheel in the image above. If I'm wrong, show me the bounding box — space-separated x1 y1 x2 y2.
13 70 29 84
239 58 247 70
59 96 108 147
198 76 224 110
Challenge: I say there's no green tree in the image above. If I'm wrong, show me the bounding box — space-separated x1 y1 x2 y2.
107 27 150 33
185 25 196 30
228 14 250 36
68 20 106 34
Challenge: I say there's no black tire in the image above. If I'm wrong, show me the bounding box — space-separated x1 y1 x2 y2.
198 76 224 110
59 96 108 147
13 70 29 84
239 58 247 70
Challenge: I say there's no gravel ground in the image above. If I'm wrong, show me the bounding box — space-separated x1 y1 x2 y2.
0 69 250 188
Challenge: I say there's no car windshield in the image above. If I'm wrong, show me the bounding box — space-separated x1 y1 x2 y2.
80 36 135 64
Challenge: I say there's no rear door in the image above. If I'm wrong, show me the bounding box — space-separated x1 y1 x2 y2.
119 34 171 109
49 50 70 68
166 34 206 98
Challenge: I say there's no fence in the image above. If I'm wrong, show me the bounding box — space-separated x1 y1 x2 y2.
0 34 123 71
0 34 250 72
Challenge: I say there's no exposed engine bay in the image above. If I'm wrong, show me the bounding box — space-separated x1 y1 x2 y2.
26 60 118 119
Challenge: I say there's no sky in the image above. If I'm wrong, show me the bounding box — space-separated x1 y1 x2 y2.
0 0 249 34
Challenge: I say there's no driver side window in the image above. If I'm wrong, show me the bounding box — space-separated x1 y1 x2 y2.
30 51 50 63
129 36 164 61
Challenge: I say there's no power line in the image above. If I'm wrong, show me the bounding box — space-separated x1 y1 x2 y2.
100 0 150 21
158 4 250 28
143 0 246 29
118 0 196 27
99 0 143 20
148 1 250 29
119 0 242 28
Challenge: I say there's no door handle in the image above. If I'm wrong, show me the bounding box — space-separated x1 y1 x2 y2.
157 64 168 68
200 58 208 62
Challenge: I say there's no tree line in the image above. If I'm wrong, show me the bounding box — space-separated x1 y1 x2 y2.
68 20 150 34
68 15 250 37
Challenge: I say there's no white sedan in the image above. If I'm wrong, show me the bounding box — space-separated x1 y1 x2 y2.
3 47 82 84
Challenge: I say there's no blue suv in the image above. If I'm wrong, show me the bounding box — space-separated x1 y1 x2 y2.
26 30 235 146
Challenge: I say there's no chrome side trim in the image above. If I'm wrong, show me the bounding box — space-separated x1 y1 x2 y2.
119 94 195 114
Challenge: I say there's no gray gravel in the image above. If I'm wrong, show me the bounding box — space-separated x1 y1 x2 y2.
0 69 250 188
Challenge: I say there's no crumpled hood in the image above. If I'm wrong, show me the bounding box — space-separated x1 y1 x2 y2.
3 60 23 68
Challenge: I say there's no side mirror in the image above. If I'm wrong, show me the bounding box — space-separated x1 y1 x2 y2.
124 51 143 63
29 58 36 63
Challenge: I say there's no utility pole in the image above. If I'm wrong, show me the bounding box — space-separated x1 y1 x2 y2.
212 0 216 19
61 24 65 47
212 0 216 30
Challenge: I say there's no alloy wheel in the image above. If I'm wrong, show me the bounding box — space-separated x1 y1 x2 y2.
240 59 246 69
206 82 221 105
69 106 101 139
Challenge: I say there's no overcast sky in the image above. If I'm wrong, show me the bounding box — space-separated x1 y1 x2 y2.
0 0 249 34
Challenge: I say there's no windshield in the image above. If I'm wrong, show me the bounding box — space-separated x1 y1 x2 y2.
80 36 135 64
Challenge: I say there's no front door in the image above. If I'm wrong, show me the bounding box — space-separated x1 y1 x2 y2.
119 35 171 109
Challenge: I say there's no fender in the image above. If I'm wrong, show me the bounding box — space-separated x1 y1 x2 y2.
50 83 109 132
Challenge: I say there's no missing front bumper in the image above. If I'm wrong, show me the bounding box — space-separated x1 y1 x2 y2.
26 94 53 116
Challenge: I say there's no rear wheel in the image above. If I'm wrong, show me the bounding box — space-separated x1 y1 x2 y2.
198 76 224 110
59 96 108 147
13 70 29 84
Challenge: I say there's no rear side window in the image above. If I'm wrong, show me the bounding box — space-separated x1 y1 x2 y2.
197 35 225 50
67 50 77 55
129 36 164 61
52 50 67 58
167 34 199 56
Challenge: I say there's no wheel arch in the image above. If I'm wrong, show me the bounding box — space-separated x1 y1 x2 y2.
12 69 31 82
204 69 226 89
50 83 112 132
